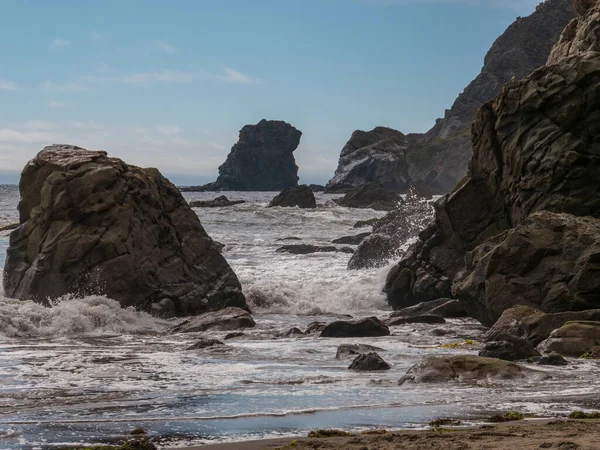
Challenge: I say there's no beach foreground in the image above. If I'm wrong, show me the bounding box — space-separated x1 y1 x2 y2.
186 419 600 450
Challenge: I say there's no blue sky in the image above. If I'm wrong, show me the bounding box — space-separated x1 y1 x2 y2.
0 0 544 185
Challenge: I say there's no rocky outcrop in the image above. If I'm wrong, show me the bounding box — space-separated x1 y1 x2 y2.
325 127 409 193
385 5 600 322
201 120 302 191
268 185 316 208
348 196 434 269
170 307 255 333
479 334 540 361
348 352 391 371
537 321 600 356
275 244 354 255
320 317 390 338
189 195 245 208
3 145 246 317
334 183 403 211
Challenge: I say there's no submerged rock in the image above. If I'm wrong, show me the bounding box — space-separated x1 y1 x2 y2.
334 183 404 211
331 233 371 246
326 127 410 193
3 145 246 317
348 352 391 371
335 343 385 359
320 317 390 338
187 338 224 350
275 244 354 255
189 195 245 208
170 307 255 333
398 355 532 385
386 315 446 326
268 185 316 208
201 119 302 191
537 321 600 357
530 352 569 366
479 334 540 361
390 298 462 318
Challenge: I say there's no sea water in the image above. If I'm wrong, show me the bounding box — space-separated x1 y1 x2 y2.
0 187 597 449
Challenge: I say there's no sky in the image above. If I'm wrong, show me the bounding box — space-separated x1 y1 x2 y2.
0 0 546 185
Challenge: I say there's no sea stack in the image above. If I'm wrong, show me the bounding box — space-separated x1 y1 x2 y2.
3 145 247 317
203 119 302 191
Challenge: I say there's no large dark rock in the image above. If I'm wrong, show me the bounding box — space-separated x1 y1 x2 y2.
348 352 391 371
479 334 540 361
275 244 354 255
348 197 434 269
325 127 410 193
335 343 385 359
398 355 532 385
201 119 302 191
189 195 245 208
320 317 390 338
334 183 404 211
331 233 371 246
170 307 256 333
3 145 246 317
268 185 316 208
385 12 600 318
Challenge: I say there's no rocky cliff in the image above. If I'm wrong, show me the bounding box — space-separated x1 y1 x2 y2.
201 119 302 191
4 145 247 317
384 1 600 325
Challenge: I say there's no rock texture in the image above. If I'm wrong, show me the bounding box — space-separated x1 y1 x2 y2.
275 244 354 255
335 343 385 359
201 120 302 191
479 334 540 361
268 185 316 208
325 127 409 193
189 195 245 208
537 321 600 356
385 5 600 323
334 183 403 211
390 298 466 319
348 352 391 371
170 307 256 333
320 317 390 338
4 145 246 317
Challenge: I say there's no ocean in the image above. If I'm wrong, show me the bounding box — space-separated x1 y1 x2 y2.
0 187 597 449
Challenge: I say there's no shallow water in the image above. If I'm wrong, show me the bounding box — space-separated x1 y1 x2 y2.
0 187 598 449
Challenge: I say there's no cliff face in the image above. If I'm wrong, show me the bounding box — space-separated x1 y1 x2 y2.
204 119 302 191
406 0 576 193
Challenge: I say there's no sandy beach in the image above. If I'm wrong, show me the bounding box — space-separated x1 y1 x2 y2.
181 419 600 450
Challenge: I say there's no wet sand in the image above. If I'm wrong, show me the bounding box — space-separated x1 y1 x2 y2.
179 419 600 450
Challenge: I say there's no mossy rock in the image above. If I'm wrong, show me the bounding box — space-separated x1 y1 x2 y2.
487 411 528 422
568 410 600 419
308 429 352 438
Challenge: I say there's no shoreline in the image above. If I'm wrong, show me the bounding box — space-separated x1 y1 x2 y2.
172 419 600 449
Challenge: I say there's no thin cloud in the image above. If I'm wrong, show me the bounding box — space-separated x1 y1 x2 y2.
47 100 67 108
42 81 86 92
219 67 263 85
50 38 70 49
122 70 195 85
0 80 17 90
157 125 182 135
154 40 177 54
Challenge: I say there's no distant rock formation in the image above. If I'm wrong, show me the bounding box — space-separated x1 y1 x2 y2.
202 119 302 191
325 127 409 193
384 2 600 325
268 185 316 208
189 195 245 208
333 183 404 211
4 145 247 317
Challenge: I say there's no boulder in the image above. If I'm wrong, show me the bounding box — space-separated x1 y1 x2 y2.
320 317 390 338
331 233 371 246
200 119 302 191
189 195 245 208
385 21 600 315
170 307 256 333
530 352 569 366
335 343 385 359
3 145 246 317
348 199 434 269
386 315 446 326
478 334 540 361
305 321 327 334
325 127 411 193
453 212 600 325
398 355 531 385
187 338 224 350
285 327 304 337
485 306 600 346
334 183 404 211
275 244 354 255
537 321 600 357
268 185 316 209
348 352 391 371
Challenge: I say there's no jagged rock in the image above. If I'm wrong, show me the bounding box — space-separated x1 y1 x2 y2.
353 218 379 229
320 317 390 338
170 307 255 333
3 145 246 317
268 185 316 208
285 327 304 337
331 233 371 246
485 306 600 346
454 212 600 325
398 355 532 385
334 183 404 211
479 334 540 361
385 23 600 316
187 338 224 350
386 315 446 326
325 127 410 193
308 184 325 192
335 343 385 359
537 321 600 357
275 244 354 255
530 352 569 366
189 195 245 208
406 0 575 193
201 119 302 191
305 321 327 334
348 352 391 371
348 199 434 269
275 237 302 241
